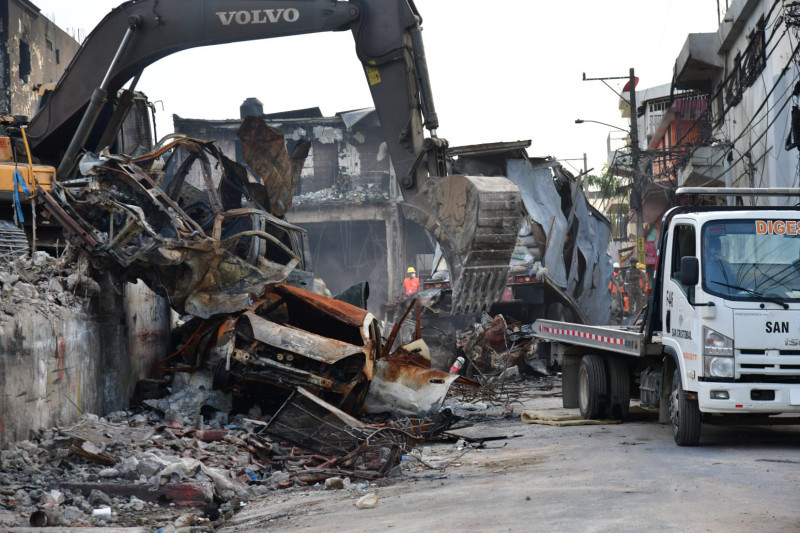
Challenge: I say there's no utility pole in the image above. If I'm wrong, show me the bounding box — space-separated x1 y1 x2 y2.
628 67 645 262
580 69 644 258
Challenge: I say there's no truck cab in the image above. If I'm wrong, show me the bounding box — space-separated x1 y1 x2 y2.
660 207 800 441
533 189 800 446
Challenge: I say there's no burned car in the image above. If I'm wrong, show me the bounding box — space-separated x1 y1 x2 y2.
209 283 381 415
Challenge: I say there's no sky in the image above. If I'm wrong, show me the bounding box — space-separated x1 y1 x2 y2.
32 0 723 177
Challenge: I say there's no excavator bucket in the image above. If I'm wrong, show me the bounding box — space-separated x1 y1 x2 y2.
402 175 521 315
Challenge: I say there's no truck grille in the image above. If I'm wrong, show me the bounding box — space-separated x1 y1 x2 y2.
736 350 800 379
739 349 800 356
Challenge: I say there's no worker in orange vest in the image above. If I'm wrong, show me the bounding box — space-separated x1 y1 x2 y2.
404 266 420 295
627 257 650 316
608 262 625 322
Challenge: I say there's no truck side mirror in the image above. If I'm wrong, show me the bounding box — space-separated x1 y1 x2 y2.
680 256 699 286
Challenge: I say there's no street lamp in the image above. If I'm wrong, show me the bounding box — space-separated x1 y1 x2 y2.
575 119 629 159
574 119 629 133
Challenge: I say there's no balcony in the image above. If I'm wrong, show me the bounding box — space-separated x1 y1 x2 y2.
674 33 724 92
678 145 725 187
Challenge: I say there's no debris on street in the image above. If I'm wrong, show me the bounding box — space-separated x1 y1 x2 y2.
0 343 556 530
454 312 552 382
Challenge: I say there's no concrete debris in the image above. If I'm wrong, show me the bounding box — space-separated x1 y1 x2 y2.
0 247 95 322
0 353 553 529
0 115 573 530
324 476 345 490
293 184 389 205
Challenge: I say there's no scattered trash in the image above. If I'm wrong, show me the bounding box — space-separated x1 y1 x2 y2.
450 356 465 373
29 508 66 527
91 506 112 518
356 493 379 509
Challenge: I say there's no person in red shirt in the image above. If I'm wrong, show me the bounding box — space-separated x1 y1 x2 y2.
403 266 420 295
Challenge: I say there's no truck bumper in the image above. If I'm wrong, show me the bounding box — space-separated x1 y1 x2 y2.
697 381 800 414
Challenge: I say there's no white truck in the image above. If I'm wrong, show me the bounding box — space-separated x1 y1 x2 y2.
533 188 800 445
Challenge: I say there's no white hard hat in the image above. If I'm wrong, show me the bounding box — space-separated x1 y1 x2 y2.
613 262 620 268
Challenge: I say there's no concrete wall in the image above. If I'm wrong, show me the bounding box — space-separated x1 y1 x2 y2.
0 279 170 446
124 280 171 384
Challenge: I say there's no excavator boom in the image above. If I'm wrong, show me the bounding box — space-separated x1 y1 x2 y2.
24 0 520 314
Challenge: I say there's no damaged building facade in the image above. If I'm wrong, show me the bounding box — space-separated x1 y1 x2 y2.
0 0 80 117
174 100 433 318
176 99 612 328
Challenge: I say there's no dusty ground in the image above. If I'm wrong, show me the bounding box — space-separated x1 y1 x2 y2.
3 380 799 532
218 395 800 533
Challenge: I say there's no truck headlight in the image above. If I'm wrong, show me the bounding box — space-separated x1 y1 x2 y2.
703 326 734 378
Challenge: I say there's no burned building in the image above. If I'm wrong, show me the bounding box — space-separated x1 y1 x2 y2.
174 100 433 317
0 0 80 117
176 100 613 330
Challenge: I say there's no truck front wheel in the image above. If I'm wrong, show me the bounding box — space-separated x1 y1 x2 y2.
578 355 607 419
605 355 630 420
669 368 701 446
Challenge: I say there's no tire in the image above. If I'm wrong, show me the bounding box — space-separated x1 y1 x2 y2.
669 368 701 446
578 354 608 419
605 355 630 420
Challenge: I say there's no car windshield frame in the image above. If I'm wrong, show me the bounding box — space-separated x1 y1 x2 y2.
701 219 800 302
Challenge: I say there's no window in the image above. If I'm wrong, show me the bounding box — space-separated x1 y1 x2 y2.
670 224 696 297
19 40 30 80
724 17 766 110
725 53 742 107
741 22 766 88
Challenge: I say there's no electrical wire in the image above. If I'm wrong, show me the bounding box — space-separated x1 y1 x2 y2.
646 3 789 178
644 9 800 190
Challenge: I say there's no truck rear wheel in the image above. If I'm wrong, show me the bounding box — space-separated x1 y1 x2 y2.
605 355 630 420
670 368 701 446
578 354 607 419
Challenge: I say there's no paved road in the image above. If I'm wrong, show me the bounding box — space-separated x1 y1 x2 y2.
219 395 800 533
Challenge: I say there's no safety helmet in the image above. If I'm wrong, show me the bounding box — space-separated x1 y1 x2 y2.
407 266 416 273
612 262 620 269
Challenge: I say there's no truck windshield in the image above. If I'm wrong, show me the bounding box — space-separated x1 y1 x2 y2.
702 219 800 302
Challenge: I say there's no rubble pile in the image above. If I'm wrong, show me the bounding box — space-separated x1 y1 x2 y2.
0 363 552 530
455 313 550 382
0 395 416 529
0 366 556 530
0 248 96 319
509 217 549 277
292 184 390 206
0 412 236 529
